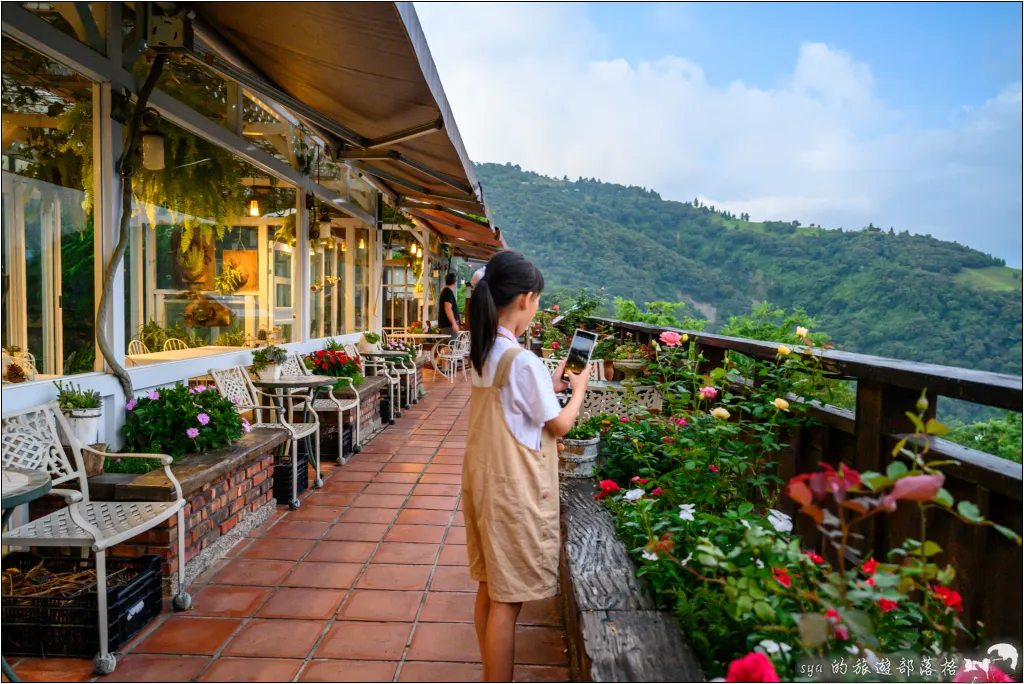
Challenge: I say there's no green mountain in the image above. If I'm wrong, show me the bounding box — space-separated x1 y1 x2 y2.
477 162 1023 377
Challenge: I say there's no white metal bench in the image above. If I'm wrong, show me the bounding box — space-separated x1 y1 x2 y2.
1 402 190 674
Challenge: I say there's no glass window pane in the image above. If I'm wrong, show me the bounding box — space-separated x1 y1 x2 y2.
2 39 95 380
123 114 298 364
18 2 107 55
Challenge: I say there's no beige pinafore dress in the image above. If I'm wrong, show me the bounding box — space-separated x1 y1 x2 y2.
462 347 560 603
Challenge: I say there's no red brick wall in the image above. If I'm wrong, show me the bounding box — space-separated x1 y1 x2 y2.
107 453 276 580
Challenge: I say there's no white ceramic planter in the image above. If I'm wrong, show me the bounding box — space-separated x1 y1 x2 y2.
258 364 283 382
559 435 601 479
61 407 102 446
357 337 382 355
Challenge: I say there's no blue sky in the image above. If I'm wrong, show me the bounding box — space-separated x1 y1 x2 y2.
417 2 1023 266
587 2 1022 126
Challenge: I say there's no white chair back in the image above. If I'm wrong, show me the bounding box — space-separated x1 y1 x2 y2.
279 352 309 377
2 402 89 492
209 365 260 418
163 338 188 351
128 339 150 355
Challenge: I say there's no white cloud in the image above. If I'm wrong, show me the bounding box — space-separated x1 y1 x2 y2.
417 2 1023 266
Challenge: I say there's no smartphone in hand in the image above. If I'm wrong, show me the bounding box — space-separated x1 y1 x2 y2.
562 329 598 382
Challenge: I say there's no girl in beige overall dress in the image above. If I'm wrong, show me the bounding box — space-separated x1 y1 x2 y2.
463 251 590 682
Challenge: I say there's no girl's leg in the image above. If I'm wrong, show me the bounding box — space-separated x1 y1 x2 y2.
474 582 491 681
485 599 523 682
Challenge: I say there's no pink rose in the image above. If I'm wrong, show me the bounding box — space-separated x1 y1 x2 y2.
698 386 718 400
551 341 559 349
659 330 682 347
709 465 719 473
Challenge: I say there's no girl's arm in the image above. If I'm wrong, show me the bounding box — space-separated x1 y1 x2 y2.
545 366 590 437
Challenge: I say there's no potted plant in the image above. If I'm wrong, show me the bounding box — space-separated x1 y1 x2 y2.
593 331 619 380
612 342 647 381
559 415 605 478
54 381 103 449
305 349 365 388
358 331 381 354
250 344 288 381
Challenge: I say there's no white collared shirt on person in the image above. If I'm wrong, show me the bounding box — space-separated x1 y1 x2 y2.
471 328 562 450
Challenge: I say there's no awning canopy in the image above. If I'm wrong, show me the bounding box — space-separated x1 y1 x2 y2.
194 1 502 259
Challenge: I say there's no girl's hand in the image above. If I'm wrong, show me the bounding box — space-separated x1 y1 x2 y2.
568 364 591 394
552 358 569 393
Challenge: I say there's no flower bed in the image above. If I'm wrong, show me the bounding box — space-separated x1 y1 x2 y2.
594 329 1022 681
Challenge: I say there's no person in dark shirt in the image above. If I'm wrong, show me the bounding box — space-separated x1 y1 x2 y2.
439 272 460 339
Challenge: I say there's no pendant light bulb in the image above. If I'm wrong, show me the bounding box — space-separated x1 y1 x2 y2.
249 198 260 217
358 237 366 250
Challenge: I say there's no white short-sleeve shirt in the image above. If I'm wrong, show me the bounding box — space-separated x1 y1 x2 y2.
472 334 562 450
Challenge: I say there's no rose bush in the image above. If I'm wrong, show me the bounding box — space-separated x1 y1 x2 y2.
595 327 1021 680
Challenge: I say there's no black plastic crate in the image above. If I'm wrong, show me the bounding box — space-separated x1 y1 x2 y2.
380 397 394 424
273 445 309 501
1 553 163 658
321 424 354 460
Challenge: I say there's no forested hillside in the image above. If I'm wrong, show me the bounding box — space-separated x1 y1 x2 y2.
477 163 1022 377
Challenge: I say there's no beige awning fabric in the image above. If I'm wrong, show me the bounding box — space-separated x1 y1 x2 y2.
195 1 503 257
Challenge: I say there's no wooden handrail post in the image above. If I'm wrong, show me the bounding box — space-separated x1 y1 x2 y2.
855 380 937 560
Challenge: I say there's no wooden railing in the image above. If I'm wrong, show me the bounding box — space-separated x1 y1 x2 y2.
591 317 1023 642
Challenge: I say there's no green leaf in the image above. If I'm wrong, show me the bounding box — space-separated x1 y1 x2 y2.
891 438 907 457
886 461 908 480
933 488 954 508
697 554 718 567
925 418 950 436
905 411 925 433
922 541 942 557
738 502 754 516
957 501 984 523
753 601 776 622
993 524 1023 543
840 609 875 639
798 612 829 649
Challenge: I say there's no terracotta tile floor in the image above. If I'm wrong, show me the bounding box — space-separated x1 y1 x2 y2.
6 371 570 683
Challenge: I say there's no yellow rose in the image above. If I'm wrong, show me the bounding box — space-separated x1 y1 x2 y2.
777 345 791 356
795 326 809 338
681 333 689 343
773 398 790 411
711 407 731 420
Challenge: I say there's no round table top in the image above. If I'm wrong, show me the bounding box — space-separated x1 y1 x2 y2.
2 466 52 509
363 350 411 357
252 374 337 389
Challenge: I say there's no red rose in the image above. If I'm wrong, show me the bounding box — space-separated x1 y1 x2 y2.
772 567 792 588
833 626 849 641
805 551 826 564
321 362 329 370
863 558 879 575
824 608 841 624
878 598 899 613
631 477 649 484
933 586 963 612
594 480 621 499
651 487 662 496
726 651 780 683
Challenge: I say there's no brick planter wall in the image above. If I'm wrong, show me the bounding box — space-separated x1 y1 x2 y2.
33 429 287 595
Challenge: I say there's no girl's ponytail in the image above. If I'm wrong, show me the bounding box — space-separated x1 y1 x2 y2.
470 279 497 371
469 251 545 374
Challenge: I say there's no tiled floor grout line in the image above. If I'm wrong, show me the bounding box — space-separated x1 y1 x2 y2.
391 399 465 683
289 385 459 682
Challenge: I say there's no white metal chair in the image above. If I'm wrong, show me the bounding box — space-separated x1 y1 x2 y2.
280 352 361 463
345 342 399 424
1 402 190 675
163 338 188 351
435 333 469 384
127 339 150 355
209 365 321 508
